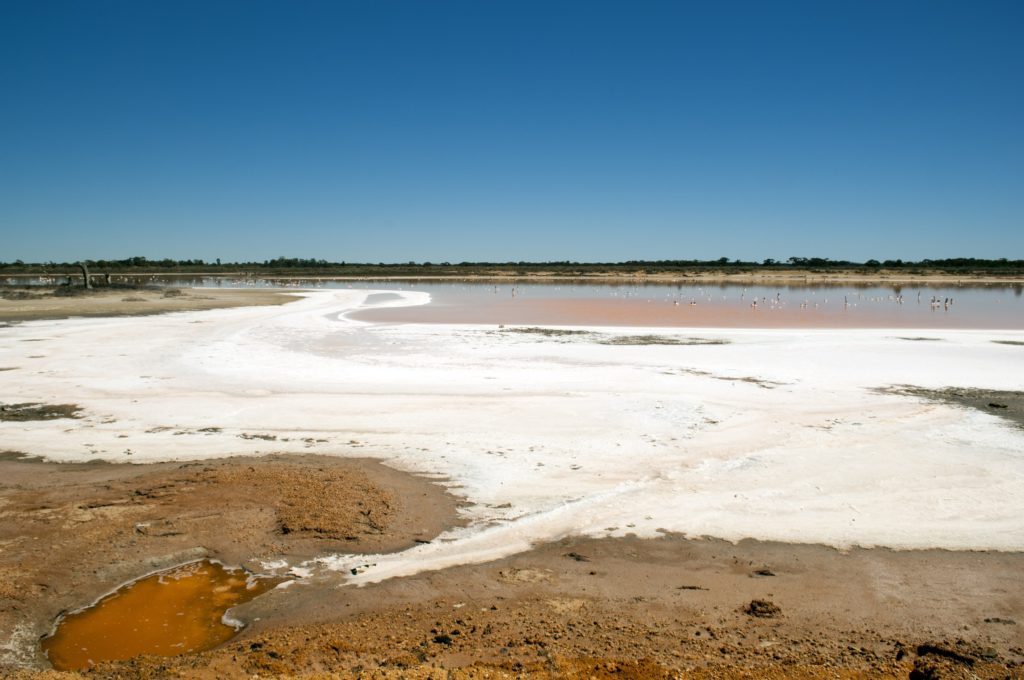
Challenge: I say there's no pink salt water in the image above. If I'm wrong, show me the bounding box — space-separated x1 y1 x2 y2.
348 282 1024 329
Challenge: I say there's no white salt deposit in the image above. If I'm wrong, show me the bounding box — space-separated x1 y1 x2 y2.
1 288 1022 585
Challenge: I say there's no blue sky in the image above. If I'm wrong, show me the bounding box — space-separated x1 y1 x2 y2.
1 1 1021 263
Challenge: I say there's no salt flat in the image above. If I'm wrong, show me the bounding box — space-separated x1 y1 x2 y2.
1 289 1022 584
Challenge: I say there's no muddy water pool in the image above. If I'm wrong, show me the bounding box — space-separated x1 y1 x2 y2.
42 560 281 670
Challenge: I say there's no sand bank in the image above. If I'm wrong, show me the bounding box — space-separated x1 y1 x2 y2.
0 287 298 322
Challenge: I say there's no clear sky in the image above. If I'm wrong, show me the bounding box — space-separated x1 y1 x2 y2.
1 1 1022 263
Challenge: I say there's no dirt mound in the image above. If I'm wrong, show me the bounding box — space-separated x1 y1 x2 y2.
208 463 394 539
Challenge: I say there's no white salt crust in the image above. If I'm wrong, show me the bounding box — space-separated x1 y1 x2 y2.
1 288 1022 585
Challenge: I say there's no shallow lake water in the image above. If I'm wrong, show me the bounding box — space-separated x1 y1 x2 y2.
5 276 1023 328
280 279 1019 329
350 281 1024 329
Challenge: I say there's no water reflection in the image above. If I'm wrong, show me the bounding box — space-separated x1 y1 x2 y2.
3 274 1022 329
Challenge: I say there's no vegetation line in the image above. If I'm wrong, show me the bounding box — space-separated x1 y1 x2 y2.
2 256 1023 278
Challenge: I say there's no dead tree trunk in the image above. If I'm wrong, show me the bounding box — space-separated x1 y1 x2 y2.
78 262 92 289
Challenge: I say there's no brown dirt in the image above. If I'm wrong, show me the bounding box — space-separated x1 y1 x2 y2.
211 464 396 539
0 287 299 322
1 457 1021 678
6 526 1022 678
0 453 460 669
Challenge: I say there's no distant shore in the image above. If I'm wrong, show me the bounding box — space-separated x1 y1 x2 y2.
264 270 1024 285
4 267 1024 286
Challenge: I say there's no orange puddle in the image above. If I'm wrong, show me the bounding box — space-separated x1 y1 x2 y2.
42 559 282 671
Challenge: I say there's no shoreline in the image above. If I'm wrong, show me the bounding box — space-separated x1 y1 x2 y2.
269 272 1024 285
5 269 1024 286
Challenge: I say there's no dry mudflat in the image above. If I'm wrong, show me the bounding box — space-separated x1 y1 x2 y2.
0 287 298 322
0 452 1021 679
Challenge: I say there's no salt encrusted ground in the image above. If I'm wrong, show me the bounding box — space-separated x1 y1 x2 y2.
1 288 1022 587
3 288 1023 677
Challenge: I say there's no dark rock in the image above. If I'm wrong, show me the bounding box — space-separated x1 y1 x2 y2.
916 643 975 666
743 599 781 618
908 661 941 680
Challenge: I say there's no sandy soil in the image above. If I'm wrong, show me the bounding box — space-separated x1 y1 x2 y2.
0 287 298 322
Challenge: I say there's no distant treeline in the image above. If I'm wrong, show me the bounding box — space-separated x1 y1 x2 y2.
1 256 1023 276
